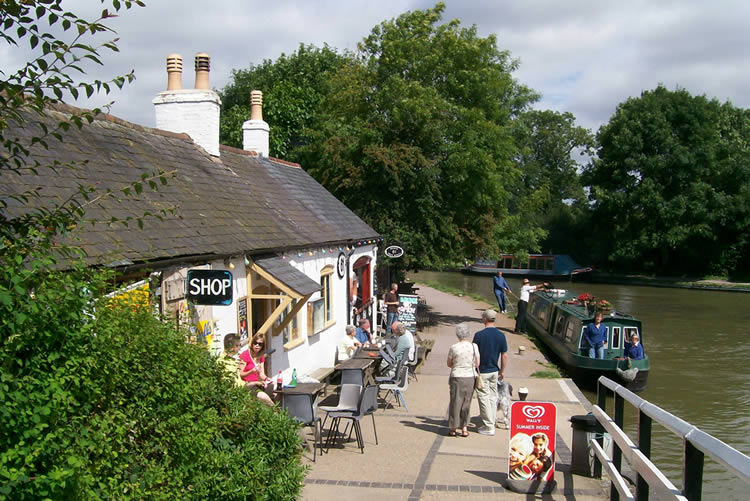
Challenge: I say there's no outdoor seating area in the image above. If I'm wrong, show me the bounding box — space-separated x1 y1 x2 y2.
280 337 418 461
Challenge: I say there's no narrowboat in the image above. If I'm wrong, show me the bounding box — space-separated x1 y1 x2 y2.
524 288 650 391
462 254 592 279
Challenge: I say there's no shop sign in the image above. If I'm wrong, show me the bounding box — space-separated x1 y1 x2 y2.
397 294 418 331
186 269 233 305
508 402 557 482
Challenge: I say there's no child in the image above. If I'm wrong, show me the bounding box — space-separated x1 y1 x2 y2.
220 333 244 388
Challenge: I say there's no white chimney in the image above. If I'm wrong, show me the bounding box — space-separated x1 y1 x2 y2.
242 90 269 157
153 53 222 157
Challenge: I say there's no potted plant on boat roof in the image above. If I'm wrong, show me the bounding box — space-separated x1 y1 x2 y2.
596 299 612 314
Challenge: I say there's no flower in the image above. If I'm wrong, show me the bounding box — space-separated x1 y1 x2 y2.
577 293 594 302
597 299 612 308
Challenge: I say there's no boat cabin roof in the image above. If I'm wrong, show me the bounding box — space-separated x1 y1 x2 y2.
531 289 639 324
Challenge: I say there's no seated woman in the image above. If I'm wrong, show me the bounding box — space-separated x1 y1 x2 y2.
623 333 645 360
238 334 274 406
337 325 361 362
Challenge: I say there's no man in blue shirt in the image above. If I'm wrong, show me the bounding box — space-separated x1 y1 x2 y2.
493 271 511 314
473 309 508 436
355 318 372 345
623 333 644 360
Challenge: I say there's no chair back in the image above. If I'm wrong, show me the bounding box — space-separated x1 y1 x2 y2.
341 368 364 386
362 385 378 416
397 365 409 391
283 393 314 425
338 383 363 411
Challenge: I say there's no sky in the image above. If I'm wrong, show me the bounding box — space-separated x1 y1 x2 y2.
4 0 750 134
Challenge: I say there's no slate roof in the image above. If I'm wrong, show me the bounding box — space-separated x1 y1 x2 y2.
1 104 379 269
252 254 322 296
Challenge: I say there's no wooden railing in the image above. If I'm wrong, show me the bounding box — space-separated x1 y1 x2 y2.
593 376 750 501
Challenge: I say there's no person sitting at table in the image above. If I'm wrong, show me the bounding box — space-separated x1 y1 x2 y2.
355 318 373 346
337 325 361 362
392 321 415 364
238 333 274 406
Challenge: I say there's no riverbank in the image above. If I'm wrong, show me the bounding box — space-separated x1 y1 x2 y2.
301 284 607 500
587 271 750 292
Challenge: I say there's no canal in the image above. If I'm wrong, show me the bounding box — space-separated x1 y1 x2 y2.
413 270 750 500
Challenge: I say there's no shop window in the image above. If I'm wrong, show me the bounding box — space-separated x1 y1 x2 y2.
281 299 303 350
319 265 335 329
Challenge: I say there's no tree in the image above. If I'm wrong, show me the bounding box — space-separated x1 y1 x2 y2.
511 110 594 257
1 2 305 498
583 85 750 275
296 3 540 269
219 43 347 157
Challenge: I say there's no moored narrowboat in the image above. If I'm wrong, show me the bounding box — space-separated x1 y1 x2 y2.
462 254 592 279
525 288 650 391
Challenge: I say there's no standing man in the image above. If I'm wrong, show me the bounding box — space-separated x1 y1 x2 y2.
355 317 372 346
384 283 399 334
493 271 511 314
473 309 508 436
515 278 547 334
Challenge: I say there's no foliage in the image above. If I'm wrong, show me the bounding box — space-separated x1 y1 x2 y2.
511 110 594 256
584 85 750 275
1 2 305 499
219 43 347 157
295 3 541 269
530 370 561 379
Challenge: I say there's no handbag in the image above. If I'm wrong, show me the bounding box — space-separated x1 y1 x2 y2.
473 343 484 390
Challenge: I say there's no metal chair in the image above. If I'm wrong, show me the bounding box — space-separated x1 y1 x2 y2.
379 365 409 412
375 356 404 385
325 385 378 453
282 392 322 462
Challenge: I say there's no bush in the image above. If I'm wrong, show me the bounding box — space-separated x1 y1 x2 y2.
0 260 306 500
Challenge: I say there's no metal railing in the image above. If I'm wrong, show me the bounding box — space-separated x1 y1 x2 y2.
593 376 750 501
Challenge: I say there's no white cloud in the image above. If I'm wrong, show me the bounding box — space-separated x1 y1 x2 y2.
5 0 750 134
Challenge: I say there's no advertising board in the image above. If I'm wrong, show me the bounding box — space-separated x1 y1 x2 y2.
508 401 557 482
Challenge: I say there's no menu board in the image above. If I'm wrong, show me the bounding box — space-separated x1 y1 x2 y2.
237 297 248 344
398 294 419 331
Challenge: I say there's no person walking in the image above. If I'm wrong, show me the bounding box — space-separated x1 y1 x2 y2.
472 309 508 436
493 271 511 314
447 323 480 437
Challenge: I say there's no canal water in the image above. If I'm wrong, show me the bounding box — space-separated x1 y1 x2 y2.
413 270 750 499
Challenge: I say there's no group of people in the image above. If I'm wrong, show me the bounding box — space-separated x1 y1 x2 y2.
446 309 508 437
582 311 644 360
493 271 548 334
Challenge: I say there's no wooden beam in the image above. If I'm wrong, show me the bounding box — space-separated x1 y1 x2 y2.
256 295 293 336
272 293 312 336
250 261 302 299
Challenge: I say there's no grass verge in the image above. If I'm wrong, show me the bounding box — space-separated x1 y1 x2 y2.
530 370 561 379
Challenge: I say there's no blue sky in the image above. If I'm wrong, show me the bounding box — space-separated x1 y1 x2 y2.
5 0 750 134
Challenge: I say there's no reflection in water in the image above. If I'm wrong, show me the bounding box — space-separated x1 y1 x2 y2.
414 270 750 499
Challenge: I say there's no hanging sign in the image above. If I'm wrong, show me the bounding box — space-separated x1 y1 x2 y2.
186 269 233 305
384 245 404 258
508 401 557 483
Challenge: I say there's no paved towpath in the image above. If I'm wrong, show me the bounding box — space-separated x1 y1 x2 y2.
301 284 607 500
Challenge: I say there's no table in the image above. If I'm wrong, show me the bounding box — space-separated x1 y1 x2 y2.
352 349 383 362
274 382 326 396
335 358 376 386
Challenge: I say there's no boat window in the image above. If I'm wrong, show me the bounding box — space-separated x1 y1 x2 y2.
546 258 554 271
554 315 566 337
611 326 622 349
566 319 579 343
624 327 639 344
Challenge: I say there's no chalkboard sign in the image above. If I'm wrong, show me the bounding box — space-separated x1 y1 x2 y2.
398 294 419 331
237 297 248 344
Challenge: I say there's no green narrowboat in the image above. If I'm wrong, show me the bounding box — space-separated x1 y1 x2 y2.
525 289 650 391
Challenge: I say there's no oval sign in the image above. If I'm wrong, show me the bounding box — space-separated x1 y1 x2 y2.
384 245 404 258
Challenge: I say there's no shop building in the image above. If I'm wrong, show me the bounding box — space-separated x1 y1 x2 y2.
4 53 380 380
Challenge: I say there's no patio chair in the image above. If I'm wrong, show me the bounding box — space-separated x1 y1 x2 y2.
319 383 362 432
379 365 409 412
406 348 419 382
341 368 365 386
324 385 378 453
282 393 322 462
375 356 404 385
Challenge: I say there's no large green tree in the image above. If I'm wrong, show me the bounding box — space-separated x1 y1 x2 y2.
219 43 346 157
295 3 540 268
584 86 750 275
511 110 593 258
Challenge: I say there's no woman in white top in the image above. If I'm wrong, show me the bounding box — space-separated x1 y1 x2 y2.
446 323 480 437
337 325 361 361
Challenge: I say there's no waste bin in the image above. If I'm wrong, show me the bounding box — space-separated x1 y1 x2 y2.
570 413 598 477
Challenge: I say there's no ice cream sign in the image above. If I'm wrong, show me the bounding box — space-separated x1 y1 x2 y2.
508 402 557 483
186 269 233 305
